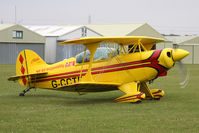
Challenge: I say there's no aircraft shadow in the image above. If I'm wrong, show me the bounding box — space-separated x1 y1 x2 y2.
1 94 161 106
17 94 117 105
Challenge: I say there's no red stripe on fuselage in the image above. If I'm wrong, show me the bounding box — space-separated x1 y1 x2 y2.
36 64 151 82
37 58 151 80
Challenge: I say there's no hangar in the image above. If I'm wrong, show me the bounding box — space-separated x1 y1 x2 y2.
25 25 102 63
84 23 164 38
61 23 165 49
86 23 165 49
0 24 45 64
165 36 199 64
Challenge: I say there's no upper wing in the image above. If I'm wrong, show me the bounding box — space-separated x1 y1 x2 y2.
59 36 164 50
56 81 121 92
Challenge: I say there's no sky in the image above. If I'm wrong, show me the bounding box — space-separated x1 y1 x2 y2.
0 0 199 35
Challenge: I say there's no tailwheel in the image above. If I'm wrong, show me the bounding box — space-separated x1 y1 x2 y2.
19 87 33 96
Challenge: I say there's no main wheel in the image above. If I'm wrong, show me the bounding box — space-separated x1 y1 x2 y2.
153 98 160 100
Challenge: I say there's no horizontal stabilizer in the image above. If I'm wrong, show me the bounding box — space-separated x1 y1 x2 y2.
8 72 48 81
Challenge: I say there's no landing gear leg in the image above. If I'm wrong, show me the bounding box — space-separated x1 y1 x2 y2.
19 87 33 96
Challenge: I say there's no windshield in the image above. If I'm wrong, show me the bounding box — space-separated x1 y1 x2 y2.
76 47 118 63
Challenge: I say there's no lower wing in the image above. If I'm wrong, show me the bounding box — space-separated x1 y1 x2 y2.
56 82 121 92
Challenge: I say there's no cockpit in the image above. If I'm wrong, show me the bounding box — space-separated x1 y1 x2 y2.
75 47 119 63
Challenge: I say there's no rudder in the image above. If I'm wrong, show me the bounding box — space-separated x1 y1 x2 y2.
16 50 47 86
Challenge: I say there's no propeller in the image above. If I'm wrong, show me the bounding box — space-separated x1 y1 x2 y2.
176 61 190 88
172 48 190 88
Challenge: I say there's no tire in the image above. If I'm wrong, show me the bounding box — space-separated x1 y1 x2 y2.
153 98 160 100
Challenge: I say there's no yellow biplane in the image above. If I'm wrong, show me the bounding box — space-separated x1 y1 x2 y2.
8 36 189 103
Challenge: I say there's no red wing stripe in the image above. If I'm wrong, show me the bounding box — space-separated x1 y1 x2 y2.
153 95 163 98
115 92 144 102
115 96 140 102
152 90 162 94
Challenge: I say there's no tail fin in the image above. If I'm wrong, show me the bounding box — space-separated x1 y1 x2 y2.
16 50 47 86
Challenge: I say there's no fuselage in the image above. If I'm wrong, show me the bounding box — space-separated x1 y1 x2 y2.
32 48 172 92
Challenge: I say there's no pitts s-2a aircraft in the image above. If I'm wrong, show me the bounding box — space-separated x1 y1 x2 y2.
8 36 189 103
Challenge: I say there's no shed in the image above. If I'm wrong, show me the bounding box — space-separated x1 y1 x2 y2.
0 24 45 64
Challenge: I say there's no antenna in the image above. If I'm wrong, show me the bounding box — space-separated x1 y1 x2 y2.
14 5 17 24
88 15 91 24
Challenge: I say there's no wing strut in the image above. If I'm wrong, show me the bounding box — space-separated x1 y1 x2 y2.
81 42 100 82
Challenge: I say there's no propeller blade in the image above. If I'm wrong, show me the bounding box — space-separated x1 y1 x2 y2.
177 61 189 88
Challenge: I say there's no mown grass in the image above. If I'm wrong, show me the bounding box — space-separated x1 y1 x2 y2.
0 64 198 133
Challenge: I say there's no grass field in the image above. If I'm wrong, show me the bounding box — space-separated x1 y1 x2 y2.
0 64 199 133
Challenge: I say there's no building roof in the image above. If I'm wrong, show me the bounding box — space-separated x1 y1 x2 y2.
60 23 164 39
0 24 15 31
84 23 145 36
24 25 83 37
165 36 198 44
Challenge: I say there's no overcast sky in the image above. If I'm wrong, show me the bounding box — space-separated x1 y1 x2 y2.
1 0 199 35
